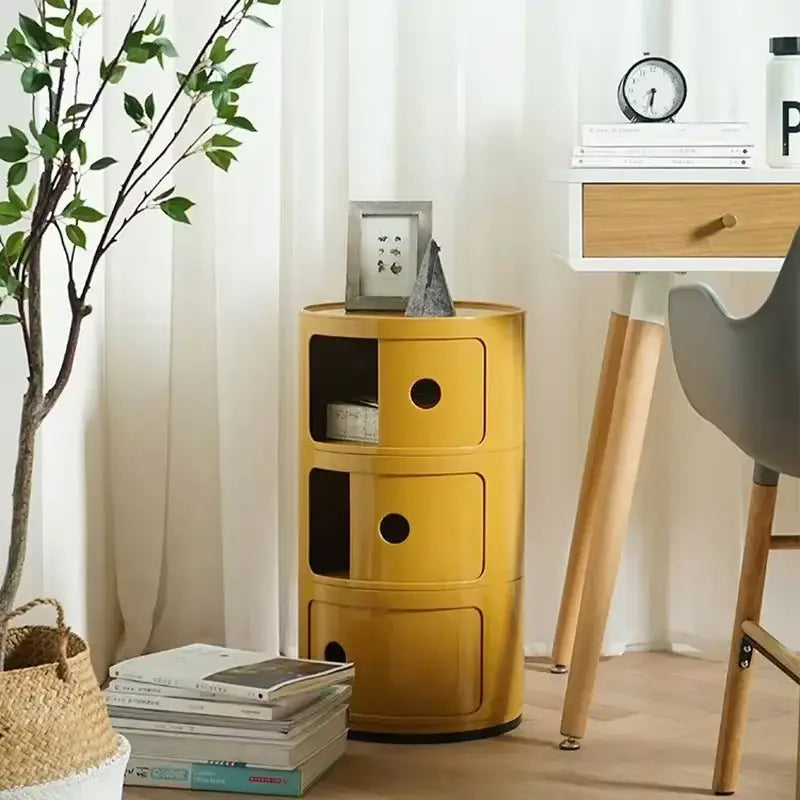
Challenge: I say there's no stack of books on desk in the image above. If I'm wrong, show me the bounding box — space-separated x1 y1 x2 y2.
105 643 354 796
572 122 753 169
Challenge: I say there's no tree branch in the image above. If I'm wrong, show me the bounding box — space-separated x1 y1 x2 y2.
102 123 212 251
75 1 150 140
80 0 244 303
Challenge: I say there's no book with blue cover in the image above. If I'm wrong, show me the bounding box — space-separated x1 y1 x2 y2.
123 731 347 796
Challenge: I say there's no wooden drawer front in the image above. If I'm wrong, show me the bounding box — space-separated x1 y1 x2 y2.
309 601 482 717
379 339 485 448
583 183 800 258
349 473 484 584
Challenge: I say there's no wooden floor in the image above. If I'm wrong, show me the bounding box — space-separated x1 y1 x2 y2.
125 652 798 799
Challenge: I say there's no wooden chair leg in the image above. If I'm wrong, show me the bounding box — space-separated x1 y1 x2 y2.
713 474 778 796
559 317 664 747
795 697 800 800
551 311 629 673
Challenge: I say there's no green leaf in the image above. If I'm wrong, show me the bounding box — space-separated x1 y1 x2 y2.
66 223 86 249
257 0 282 4
124 93 144 123
153 37 178 58
160 196 194 224
7 162 26 187
154 14 166 36
100 59 126 84
206 149 235 172
61 128 81 155
126 46 149 63
28 119 38 140
153 187 174 202
227 116 256 132
64 102 91 121
46 16 67 27
0 137 27 163
25 184 36 209
21 66 52 94
89 156 116 171
9 127 28 146
50 57 66 68
244 15 272 28
0 314 21 325
62 196 83 216
70 205 104 222
8 187 25 213
0 202 22 225
144 93 155 120
210 35 230 64
211 134 242 149
8 42 35 63
38 135 59 159
212 87 232 112
217 103 238 120
4 231 25 264
42 120 59 144
124 30 143 50
45 0 68 8
0 52 14 63
225 63 256 90
19 14 50 51
76 9 97 26
77 139 87 165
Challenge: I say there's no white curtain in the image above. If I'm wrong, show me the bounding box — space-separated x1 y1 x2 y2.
2 0 800 674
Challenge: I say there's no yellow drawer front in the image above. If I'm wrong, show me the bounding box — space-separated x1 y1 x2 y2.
378 339 485 448
350 472 484 584
309 601 482 717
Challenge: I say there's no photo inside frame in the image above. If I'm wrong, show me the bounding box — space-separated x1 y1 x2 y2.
359 214 419 298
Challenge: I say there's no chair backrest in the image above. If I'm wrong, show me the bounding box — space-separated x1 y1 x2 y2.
668 226 800 478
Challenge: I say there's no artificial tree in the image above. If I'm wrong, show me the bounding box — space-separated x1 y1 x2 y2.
0 0 279 621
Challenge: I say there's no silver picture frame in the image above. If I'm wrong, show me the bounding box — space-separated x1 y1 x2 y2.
345 200 433 312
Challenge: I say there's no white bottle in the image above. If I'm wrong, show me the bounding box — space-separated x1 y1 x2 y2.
766 37 800 167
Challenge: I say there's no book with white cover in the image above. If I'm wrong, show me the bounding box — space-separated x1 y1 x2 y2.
109 644 354 702
104 682 334 722
117 705 347 770
573 145 753 158
109 686 352 738
123 732 347 796
571 155 750 169
581 122 750 147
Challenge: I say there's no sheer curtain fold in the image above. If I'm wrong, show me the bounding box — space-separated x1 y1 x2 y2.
1 0 799 673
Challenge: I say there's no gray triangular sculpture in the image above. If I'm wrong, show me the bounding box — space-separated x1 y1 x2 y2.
405 238 456 317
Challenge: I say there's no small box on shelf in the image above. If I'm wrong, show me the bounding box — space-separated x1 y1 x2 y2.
325 397 378 444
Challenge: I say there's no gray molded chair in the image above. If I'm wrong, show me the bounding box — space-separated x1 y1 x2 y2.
668 226 800 798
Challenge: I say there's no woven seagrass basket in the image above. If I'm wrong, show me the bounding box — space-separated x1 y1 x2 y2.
0 598 119 792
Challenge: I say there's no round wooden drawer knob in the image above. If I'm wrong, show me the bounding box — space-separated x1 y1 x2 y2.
721 213 738 228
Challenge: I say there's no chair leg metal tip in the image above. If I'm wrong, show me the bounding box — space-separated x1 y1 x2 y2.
550 664 569 674
559 737 581 751
713 792 734 797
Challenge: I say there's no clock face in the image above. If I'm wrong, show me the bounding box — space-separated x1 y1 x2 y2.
619 57 687 122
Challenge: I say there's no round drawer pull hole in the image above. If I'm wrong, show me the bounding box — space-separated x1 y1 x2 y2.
379 513 410 544
324 641 347 663
410 378 441 409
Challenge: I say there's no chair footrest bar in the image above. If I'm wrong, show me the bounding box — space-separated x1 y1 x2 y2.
741 621 800 684
769 535 800 550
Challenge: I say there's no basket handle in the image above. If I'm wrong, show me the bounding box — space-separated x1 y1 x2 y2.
0 597 71 680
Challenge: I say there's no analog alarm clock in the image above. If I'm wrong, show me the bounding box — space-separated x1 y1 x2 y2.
617 54 687 122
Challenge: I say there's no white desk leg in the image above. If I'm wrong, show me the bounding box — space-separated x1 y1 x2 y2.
551 277 634 673
559 272 672 750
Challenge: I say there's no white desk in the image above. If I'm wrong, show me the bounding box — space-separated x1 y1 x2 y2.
548 167 800 751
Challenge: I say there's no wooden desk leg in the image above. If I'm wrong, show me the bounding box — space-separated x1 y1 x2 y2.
551 310 629 673
559 273 670 750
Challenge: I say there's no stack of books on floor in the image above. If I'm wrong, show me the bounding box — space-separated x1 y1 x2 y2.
105 643 354 796
572 122 753 169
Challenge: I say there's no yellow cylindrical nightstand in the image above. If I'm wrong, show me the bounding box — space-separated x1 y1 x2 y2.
298 302 525 741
